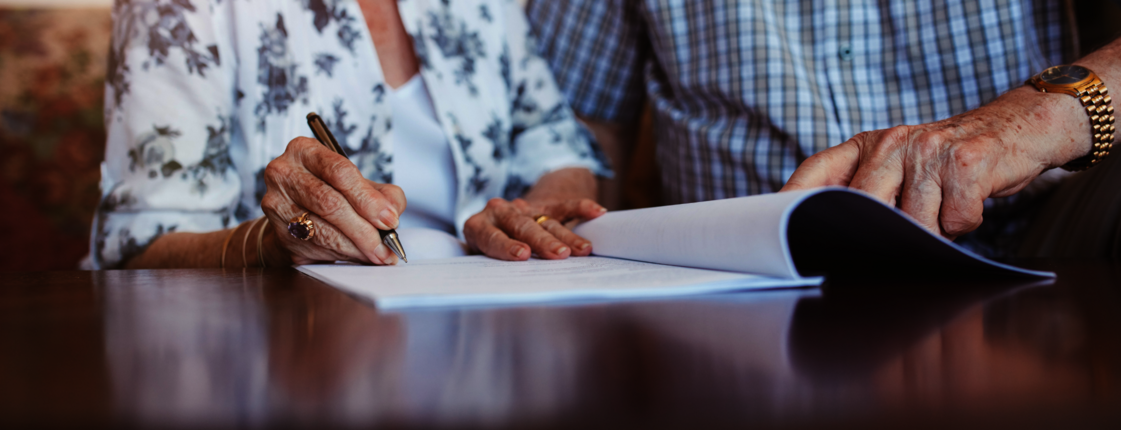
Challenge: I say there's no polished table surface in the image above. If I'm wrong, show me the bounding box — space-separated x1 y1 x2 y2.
2 261 1121 429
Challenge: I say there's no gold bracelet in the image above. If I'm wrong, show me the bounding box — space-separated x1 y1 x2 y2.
241 217 264 268
255 217 269 268
220 222 243 269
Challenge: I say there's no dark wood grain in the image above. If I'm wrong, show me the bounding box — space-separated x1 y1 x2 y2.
2 262 1120 429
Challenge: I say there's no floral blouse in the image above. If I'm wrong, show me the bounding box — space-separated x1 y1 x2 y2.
92 0 609 269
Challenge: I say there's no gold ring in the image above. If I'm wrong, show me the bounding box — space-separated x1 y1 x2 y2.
288 212 316 241
534 215 550 225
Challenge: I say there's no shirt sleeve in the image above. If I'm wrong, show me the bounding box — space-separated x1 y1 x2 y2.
525 0 648 123
500 0 612 198
93 0 239 269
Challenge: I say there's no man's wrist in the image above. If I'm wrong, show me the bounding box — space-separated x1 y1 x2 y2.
1003 84 1095 169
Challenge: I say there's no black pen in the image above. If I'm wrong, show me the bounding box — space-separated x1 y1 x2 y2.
306 112 408 263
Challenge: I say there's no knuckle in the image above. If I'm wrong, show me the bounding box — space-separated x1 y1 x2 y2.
322 158 355 184
501 212 523 232
288 136 317 153
882 125 912 144
867 139 898 161
511 199 531 211
950 142 986 168
264 158 288 181
486 228 506 245
315 227 344 253
551 227 573 242
532 233 555 249
486 198 507 210
381 183 405 199
848 130 877 146
312 187 346 218
260 192 281 212
348 192 382 216
921 130 946 147
913 134 944 159
464 216 484 234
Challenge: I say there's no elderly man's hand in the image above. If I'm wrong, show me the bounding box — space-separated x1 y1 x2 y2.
781 85 1092 240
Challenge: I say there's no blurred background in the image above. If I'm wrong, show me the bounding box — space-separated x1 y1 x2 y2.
1 0 112 272
1 0 1119 272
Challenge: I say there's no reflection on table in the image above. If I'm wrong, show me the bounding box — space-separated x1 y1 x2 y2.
3 262 1120 428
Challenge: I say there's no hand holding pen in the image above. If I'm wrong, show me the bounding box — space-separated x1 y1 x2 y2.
306 113 408 263
256 113 408 265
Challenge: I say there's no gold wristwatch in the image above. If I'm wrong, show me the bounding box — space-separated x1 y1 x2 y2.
1029 65 1114 171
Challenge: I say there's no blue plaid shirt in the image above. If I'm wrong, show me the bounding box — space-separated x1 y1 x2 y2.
527 0 1075 204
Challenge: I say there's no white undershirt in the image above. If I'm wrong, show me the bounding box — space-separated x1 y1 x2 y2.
389 75 467 260
390 75 458 233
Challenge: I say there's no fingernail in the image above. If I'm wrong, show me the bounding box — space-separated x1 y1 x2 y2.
554 245 569 255
374 243 392 263
597 205 607 214
578 242 590 251
511 246 527 258
376 208 397 230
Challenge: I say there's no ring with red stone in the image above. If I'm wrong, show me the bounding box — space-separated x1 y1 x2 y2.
287 212 315 241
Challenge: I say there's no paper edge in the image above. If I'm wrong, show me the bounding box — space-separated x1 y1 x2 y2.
785 188 1055 279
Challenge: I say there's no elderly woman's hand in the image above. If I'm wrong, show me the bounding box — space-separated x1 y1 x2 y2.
464 197 607 261
261 137 407 265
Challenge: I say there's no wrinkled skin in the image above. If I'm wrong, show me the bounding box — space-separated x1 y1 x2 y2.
782 84 1093 240
262 137 604 265
464 197 606 261
262 137 409 265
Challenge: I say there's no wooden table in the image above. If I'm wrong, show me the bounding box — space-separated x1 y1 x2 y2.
2 261 1120 429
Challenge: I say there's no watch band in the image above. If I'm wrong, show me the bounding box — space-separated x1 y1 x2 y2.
1030 66 1115 171
1067 82 1115 171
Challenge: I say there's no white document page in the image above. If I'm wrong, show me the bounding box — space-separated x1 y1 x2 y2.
574 190 815 278
296 256 822 309
573 188 1053 279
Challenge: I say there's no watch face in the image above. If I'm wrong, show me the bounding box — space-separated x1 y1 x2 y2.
1040 65 1092 85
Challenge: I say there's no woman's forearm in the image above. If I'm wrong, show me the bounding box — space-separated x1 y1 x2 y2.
123 220 290 269
123 230 229 269
523 167 598 202
124 168 597 269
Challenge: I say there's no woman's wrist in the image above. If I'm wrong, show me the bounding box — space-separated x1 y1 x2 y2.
523 167 598 202
219 217 293 269
259 223 294 267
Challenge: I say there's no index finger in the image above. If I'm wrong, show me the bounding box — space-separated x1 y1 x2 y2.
781 140 862 192
298 145 401 231
541 198 608 222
